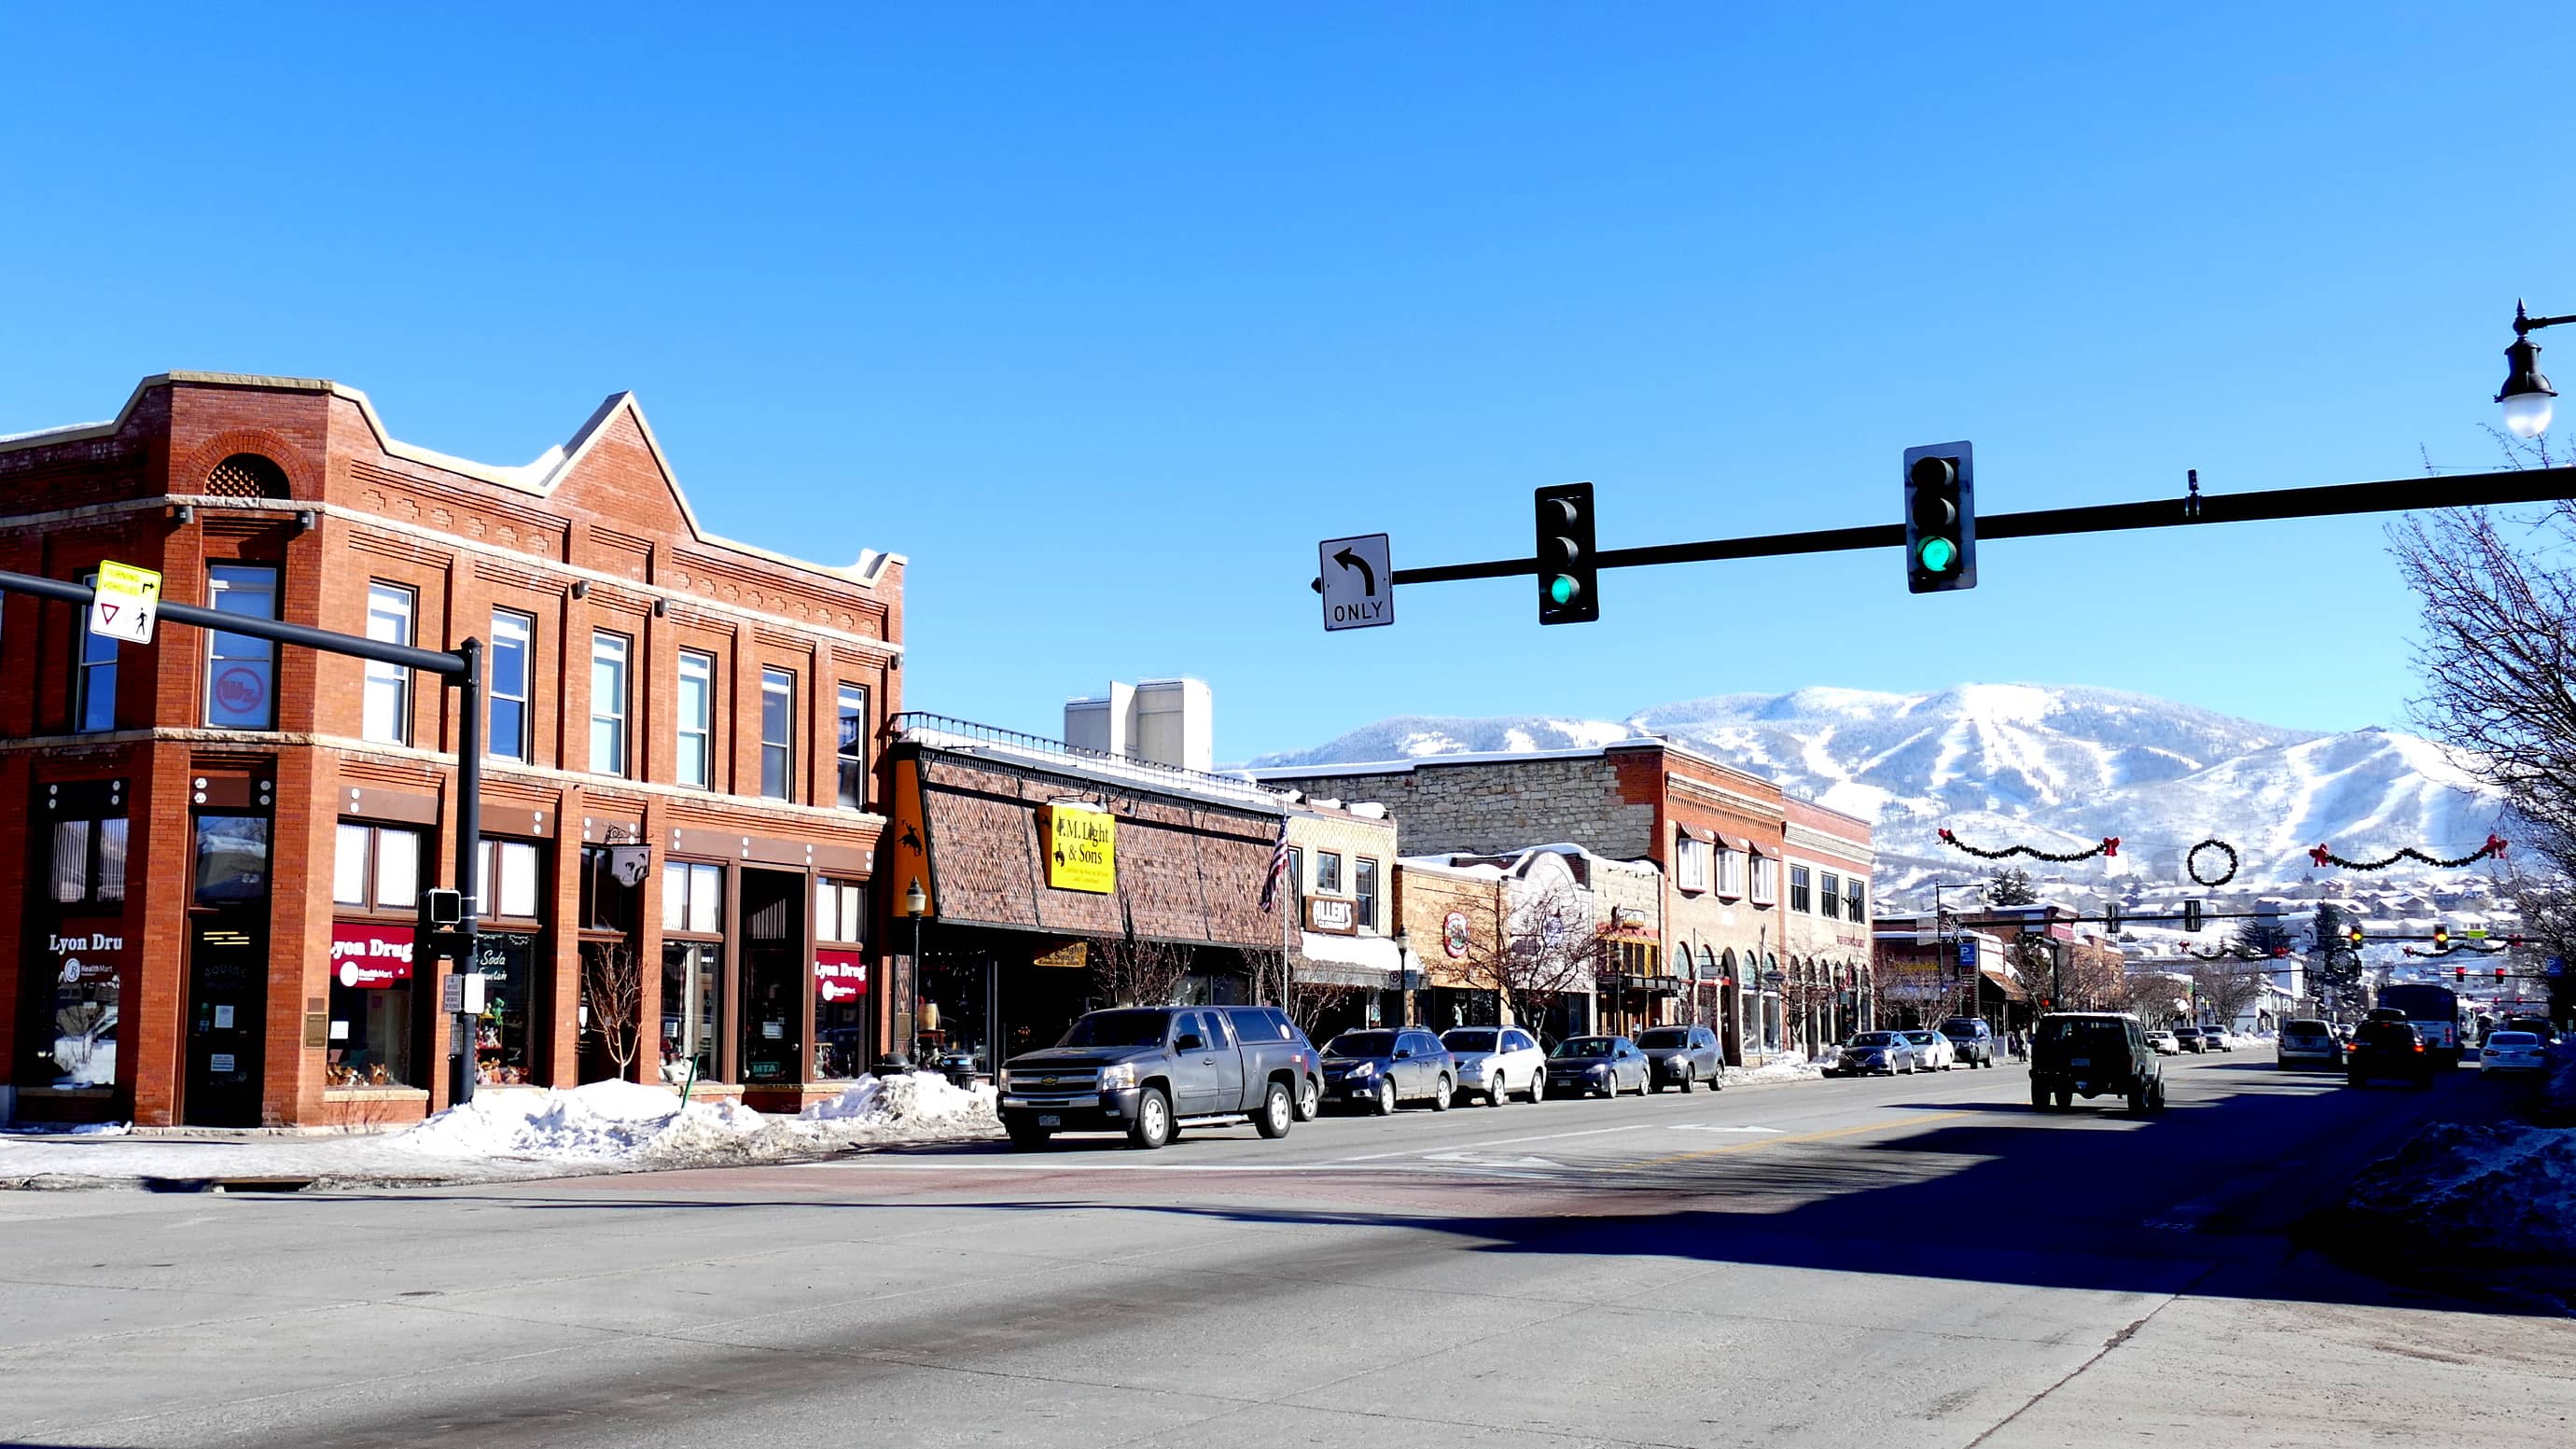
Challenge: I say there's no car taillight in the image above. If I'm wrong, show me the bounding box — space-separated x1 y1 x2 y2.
2345 1043 2357 1052
2413 1043 2425 1052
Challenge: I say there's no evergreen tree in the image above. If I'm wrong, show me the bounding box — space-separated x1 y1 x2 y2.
1987 866 2040 906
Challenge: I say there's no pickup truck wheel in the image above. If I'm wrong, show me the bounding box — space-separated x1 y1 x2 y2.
1294 1076 1320 1122
1430 1077 1454 1111
1127 1088 1174 1149
1254 1080 1294 1139
1374 1079 1398 1116
2031 1081 2051 1111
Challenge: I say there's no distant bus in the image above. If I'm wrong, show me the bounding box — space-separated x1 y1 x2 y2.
2374 983 2465 1064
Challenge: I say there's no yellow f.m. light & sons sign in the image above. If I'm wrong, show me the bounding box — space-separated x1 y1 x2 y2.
1040 801 1117 894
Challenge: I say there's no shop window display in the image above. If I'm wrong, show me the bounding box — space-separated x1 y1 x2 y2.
472 932 538 1085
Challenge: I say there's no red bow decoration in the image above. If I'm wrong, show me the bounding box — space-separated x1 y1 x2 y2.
2102 836 2120 857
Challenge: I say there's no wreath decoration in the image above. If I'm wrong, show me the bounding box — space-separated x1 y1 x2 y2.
2307 834 2508 871
2186 838 2238 887
1937 828 2120 864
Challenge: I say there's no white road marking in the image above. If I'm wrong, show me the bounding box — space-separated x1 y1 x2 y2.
1333 1122 1655 1163
1422 1150 1569 1169
1665 1124 1786 1135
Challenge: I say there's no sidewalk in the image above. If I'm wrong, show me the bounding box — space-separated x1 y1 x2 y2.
0 1073 1002 1191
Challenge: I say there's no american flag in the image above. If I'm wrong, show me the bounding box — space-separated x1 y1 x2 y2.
1258 815 1293 913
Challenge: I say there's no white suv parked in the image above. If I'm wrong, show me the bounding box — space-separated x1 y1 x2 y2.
1441 1025 1548 1105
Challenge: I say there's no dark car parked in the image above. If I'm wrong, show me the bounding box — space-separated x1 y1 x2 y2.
1321 1027 1456 1115
1823 1029 1917 1078
1937 1016 1997 1068
2171 1025 2207 1053
2029 1012 2165 1113
998 1005 1316 1149
2345 1019 2435 1090
1545 1035 1650 1097
1636 1024 1724 1093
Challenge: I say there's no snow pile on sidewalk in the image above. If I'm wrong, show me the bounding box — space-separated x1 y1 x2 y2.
2542 1041 2576 1123
390 1072 998 1166
2343 1121 2576 1263
1730 1050 1823 1084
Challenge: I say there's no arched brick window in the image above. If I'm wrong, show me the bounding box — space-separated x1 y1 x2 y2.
204 453 291 499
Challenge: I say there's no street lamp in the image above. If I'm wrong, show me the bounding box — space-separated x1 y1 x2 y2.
903 876 927 1065
2499 300 2567 439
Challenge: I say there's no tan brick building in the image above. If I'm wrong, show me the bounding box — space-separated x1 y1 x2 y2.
0 373 899 1128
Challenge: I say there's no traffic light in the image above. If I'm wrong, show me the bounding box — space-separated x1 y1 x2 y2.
2103 901 2121 932
2183 899 2203 933
2455 965 2467 982
2347 924 2364 950
1902 441 1977 593
2434 924 2451 952
2497 966 2509 982
1534 481 1599 625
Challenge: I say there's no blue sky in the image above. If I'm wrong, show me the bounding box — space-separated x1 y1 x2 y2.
4 4 2569 762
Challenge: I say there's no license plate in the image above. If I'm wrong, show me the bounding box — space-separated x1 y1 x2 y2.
1037 1115 1061 1128
2069 1057 2090 1067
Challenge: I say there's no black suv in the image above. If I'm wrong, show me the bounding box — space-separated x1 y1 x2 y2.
1937 1016 1997 1068
2344 1019 2433 1090
2029 1011 2165 1113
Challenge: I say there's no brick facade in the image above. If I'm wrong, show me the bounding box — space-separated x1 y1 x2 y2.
0 373 900 1127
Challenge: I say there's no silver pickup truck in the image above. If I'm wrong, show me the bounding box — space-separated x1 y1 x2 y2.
997 1005 1320 1149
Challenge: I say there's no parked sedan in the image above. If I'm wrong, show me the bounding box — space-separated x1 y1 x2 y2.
1320 1028 1457 1114
1823 1030 1919 1078
1441 1025 1548 1106
1636 1024 1724 1093
2201 1029 2234 1052
1901 1029 1956 1071
2172 1026 2207 1053
1544 1035 1650 1098
2147 1030 2182 1055
2479 1030 2550 1076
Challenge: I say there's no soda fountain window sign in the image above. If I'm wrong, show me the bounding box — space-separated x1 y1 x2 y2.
1038 801 1116 894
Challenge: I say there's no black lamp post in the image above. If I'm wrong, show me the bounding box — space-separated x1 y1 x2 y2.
2499 300 2569 439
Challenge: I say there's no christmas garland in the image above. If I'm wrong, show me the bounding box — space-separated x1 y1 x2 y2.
2306 834 2508 871
1938 829 2120 863
2186 838 2238 887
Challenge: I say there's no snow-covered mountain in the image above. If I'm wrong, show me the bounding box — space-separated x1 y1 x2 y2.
1249 684 2506 898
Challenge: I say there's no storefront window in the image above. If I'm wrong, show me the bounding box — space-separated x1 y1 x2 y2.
327 921 415 1088
578 844 644 933
917 954 990 1079
661 940 722 1081
51 816 128 905
815 877 869 1080
478 839 542 919
663 861 723 933
472 931 538 1085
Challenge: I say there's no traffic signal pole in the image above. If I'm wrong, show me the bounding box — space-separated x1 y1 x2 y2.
1354 464 2576 592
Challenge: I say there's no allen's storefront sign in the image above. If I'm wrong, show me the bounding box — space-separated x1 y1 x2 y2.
1039 801 1117 894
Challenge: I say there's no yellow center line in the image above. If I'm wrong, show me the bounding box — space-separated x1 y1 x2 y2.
1624 1109 1980 1169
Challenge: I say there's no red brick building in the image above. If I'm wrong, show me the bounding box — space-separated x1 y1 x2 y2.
0 372 901 1128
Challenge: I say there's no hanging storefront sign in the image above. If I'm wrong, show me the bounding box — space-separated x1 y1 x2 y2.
1038 801 1117 894
891 759 937 916
1033 940 1090 970
815 950 868 1004
1442 911 1471 958
1306 896 1358 935
329 921 415 987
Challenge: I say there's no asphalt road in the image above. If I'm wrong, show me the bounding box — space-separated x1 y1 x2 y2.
5 1053 2571 1448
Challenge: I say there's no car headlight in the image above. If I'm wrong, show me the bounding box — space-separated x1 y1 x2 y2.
1098 1063 1136 1090
1346 1061 1376 1078
1584 1064 1608 1077
997 1070 1017 1089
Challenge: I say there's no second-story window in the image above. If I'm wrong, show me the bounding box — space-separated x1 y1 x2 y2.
1789 863 1813 913
1716 847 1746 899
74 571 117 733
1751 854 1778 905
363 582 415 745
677 651 715 788
836 683 869 809
759 666 795 800
1820 871 1843 920
1316 851 1343 895
1355 857 1379 931
589 631 629 776
1677 837 1710 892
490 610 533 762
332 823 421 910
205 564 279 730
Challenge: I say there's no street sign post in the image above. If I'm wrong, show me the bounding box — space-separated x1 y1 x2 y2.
87 560 162 645
1318 533 1394 632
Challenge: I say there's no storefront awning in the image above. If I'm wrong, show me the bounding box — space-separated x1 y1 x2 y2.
1603 973 1678 996
1293 959 1402 989
1981 968 2028 1002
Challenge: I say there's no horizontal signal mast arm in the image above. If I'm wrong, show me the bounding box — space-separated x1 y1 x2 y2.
1381 466 2576 588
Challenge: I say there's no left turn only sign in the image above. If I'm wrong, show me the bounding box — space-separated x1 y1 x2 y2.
88 561 163 646
1319 534 1394 632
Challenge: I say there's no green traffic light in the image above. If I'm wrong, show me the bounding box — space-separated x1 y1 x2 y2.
1549 575 1578 606
1917 536 1958 573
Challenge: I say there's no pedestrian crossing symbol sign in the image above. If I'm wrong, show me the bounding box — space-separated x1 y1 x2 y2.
88 561 163 646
